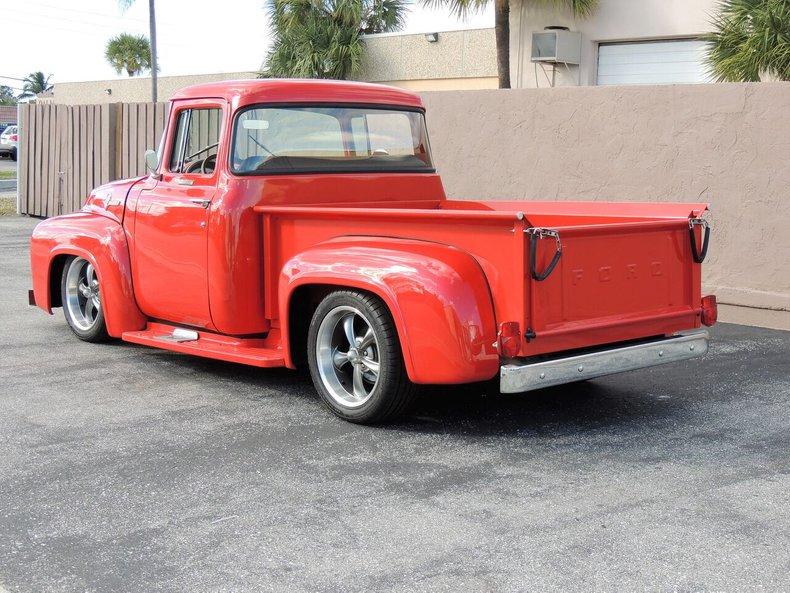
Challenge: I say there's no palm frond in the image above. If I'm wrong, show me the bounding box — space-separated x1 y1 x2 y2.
420 0 488 19
263 0 405 79
105 33 153 77
704 0 790 82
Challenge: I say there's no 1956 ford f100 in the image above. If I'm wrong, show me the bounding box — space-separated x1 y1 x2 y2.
29 79 717 423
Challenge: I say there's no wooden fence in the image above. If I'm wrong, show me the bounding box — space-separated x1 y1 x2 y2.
18 102 169 217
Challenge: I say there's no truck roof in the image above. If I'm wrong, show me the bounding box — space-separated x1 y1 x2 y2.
170 79 424 110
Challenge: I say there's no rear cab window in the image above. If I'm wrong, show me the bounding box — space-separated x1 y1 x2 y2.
231 105 433 175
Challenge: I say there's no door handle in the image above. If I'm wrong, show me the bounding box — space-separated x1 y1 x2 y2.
189 199 211 209
175 177 193 186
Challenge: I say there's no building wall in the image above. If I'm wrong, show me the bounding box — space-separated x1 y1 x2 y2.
421 82 790 330
358 28 497 90
46 72 259 105
510 0 717 88
48 28 499 105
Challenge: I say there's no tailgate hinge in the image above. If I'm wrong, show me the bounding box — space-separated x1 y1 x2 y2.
526 227 562 281
688 218 711 264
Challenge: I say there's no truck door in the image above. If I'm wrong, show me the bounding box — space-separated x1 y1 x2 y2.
132 101 226 329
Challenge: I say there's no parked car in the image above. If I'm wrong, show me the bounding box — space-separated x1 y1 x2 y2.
28 80 716 423
0 124 18 161
0 122 15 134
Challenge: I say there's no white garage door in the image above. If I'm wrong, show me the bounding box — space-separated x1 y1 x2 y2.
597 40 711 86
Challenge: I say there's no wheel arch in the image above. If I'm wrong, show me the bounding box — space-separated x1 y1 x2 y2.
30 213 146 337
279 237 500 385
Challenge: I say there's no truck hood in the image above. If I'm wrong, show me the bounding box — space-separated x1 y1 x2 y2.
83 176 147 224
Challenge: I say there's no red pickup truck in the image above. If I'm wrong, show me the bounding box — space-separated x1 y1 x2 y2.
29 80 716 423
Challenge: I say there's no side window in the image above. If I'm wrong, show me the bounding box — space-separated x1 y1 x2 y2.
168 107 223 174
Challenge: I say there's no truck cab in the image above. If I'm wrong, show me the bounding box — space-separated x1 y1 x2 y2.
30 79 716 424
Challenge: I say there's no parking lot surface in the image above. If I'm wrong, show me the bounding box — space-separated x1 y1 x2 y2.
1 215 788 592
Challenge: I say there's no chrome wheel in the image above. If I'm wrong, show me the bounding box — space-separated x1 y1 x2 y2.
64 258 101 332
316 305 380 408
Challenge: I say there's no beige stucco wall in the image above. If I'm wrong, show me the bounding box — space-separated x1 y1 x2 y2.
48 72 259 105
358 28 497 90
421 82 790 330
377 77 498 91
510 0 717 88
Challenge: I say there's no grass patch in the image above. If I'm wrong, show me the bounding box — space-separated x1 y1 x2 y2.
0 197 16 216
0 170 16 180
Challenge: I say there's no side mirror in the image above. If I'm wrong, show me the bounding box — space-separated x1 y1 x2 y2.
144 149 159 176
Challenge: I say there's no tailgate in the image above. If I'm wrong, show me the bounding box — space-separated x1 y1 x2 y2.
523 206 709 354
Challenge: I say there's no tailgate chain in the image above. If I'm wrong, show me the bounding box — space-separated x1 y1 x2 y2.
688 218 711 264
527 228 562 281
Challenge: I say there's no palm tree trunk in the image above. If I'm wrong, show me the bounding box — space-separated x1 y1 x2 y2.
149 0 158 102
494 0 511 89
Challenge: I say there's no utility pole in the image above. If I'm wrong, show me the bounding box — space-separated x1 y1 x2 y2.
149 0 158 102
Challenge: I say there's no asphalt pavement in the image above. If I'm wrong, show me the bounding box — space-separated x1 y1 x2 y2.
1 215 788 593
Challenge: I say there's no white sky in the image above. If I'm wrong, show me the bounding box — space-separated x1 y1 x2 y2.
2 0 493 89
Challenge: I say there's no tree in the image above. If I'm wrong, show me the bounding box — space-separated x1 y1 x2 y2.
19 72 54 99
422 0 598 88
0 86 17 106
704 0 790 82
118 0 159 100
264 0 406 79
105 33 153 77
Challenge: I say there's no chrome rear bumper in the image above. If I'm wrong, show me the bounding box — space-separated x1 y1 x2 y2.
500 330 709 394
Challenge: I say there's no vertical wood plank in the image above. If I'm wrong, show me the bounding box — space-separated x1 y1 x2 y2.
120 104 127 179
18 104 29 214
64 106 74 213
103 104 114 184
48 104 57 216
53 105 62 215
80 105 88 204
145 102 154 156
137 104 146 175
41 104 51 217
87 105 96 195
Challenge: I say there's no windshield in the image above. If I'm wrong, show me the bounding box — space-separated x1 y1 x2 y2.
231 106 433 175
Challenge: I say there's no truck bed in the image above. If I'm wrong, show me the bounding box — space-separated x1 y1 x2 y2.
255 199 708 358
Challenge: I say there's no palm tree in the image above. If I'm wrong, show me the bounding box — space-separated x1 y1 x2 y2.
704 0 790 82
264 0 406 79
105 33 153 77
19 72 54 99
422 0 598 88
118 0 159 100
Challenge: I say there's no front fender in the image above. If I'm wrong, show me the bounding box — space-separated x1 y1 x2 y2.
280 237 499 384
30 212 146 337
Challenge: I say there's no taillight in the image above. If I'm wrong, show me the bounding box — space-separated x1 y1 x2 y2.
497 321 521 358
701 295 717 326
10 134 18 141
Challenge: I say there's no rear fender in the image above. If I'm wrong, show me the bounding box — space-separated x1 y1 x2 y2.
280 237 499 384
30 212 146 337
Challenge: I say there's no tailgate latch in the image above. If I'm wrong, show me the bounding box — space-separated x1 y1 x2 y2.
688 218 711 264
526 228 562 281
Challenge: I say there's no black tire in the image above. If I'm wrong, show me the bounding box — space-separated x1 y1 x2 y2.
10 148 16 162
61 256 109 342
307 290 415 424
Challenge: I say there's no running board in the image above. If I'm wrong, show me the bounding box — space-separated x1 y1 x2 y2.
122 322 285 368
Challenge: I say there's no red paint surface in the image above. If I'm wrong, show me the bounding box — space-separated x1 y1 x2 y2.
29 80 714 383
